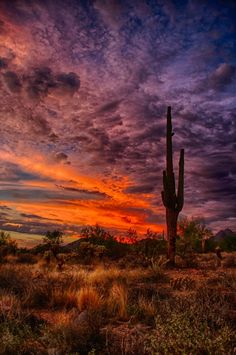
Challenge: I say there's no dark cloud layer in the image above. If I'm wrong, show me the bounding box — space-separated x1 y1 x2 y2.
0 0 235 237
3 71 22 93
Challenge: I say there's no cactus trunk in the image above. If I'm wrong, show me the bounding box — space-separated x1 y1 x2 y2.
166 209 178 264
161 107 184 266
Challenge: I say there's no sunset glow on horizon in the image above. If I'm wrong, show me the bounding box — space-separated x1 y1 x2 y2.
0 0 235 244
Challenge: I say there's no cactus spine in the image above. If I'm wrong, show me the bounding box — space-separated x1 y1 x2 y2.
161 106 184 265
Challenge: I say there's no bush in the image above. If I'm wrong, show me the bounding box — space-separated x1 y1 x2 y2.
145 312 233 354
16 252 36 264
76 242 107 264
0 232 18 260
41 310 103 354
144 289 234 354
218 236 236 252
178 217 213 254
0 290 44 354
79 225 129 259
134 238 167 258
176 237 198 267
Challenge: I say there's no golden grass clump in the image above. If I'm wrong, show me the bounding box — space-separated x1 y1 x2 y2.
77 286 103 312
51 287 79 309
107 283 128 320
87 266 123 286
0 291 21 320
138 296 157 321
43 310 95 354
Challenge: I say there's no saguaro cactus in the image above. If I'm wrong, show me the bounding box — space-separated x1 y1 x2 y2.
161 106 184 265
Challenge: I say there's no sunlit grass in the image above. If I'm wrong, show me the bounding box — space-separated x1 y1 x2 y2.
0 253 235 354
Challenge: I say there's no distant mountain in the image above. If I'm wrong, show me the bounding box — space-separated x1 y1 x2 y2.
63 238 82 251
208 228 236 251
214 228 235 241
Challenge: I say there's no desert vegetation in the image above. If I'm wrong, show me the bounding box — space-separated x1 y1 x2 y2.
0 225 235 354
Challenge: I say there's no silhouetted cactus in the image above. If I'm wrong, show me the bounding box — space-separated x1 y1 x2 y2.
161 106 184 265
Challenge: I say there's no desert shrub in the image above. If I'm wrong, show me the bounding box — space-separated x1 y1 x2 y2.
135 296 157 325
31 243 50 255
80 225 129 259
24 281 53 309
104 323 150 355
0 320 41 355
148 257 169 282
218 236 236 252
42 230 63 260
177 217 214 257
0 292 21 321
41 310 103 354
144 289 235 354
16 252 36 264
134 238 167 258
75 242 107 264
176 236 198 267
204 238 217 252
42 250 54 265
0 265 56 309
0 232 18 261
170 276 196 290
0 265 32 297
145 311 234 354
76 242 94 263
206 271 236 291
0 291 45 354
0 231 11 246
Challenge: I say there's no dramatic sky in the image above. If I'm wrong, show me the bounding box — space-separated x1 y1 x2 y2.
0 0 235 241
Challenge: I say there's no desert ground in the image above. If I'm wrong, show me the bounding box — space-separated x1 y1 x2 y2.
0 245 235 355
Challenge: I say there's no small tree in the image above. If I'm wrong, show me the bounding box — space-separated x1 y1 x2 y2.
0 231 11 246
43 230 63 263
0 231 17 259
144 229 164 240
81 224 112 240
126 228 138 244
178 217 213 254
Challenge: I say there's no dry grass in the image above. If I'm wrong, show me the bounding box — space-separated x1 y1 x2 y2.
77 286 103 313
223 255 236 268
137 296 157 322
0 252 235 354
41 310 97 354
0 291 22 320
107 282 128 320
86 265 152 287
51 287 79 309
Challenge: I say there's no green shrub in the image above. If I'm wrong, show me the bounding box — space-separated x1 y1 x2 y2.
16 252 36 264
145 289 234 354
0 232 18 260
145 312 233 355
80 225 129 259
134 238 167 258
218 236 236 252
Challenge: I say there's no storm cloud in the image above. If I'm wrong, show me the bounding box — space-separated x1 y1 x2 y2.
0 0 235 240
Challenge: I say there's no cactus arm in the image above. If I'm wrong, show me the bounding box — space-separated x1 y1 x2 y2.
177 148 184 212
166 106 173 175
166 106 176 197
161 190 166 206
